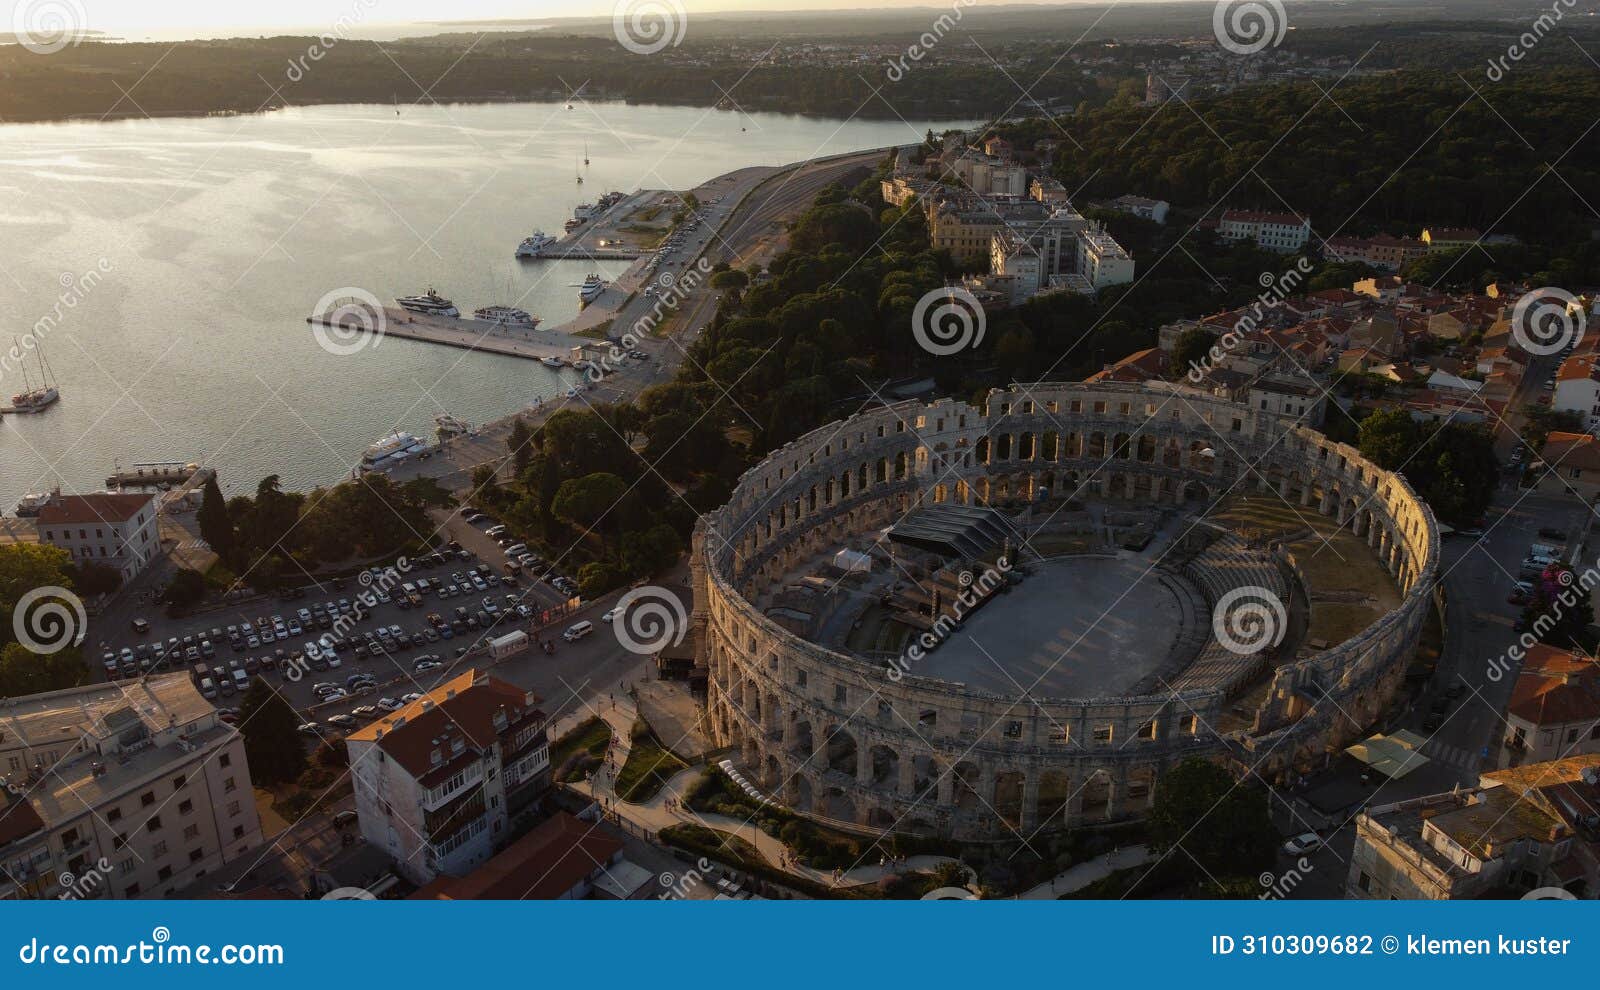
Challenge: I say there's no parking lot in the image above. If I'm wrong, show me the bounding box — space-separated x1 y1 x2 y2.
88 507 655 745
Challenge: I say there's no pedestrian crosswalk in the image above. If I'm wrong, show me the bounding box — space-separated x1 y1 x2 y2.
1420 738 1480 772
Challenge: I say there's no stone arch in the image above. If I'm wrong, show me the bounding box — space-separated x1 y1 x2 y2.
993 770 1025 829
789 719 814 759
951 761 981 812
869 744 900 788
821 787 856 822
825 726 859 776
1037 769 1073 826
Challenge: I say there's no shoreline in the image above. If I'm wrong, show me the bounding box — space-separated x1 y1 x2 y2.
3 95 982 128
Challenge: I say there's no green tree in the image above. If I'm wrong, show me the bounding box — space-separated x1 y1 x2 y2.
551 472 630 534
1173 328 1220 377
1147 757 1277 882
507 417 535 476
237 678 307 786
196 474 233 560
163 568 207 614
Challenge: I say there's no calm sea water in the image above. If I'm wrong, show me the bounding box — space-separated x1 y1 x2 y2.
0 100 945 509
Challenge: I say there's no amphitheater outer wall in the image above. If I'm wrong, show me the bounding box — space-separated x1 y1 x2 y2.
691 382 1438 838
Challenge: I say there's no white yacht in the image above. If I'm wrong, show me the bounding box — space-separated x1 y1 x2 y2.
515 231 559 258
473 306 541 330
359 432 421 471
540 355 567 369
396 289 459 318
577 274 606 304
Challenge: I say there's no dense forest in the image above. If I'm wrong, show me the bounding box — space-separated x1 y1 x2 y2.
1038 69 1600 253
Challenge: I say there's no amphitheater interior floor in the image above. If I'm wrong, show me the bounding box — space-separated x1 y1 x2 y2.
910 553 1188 699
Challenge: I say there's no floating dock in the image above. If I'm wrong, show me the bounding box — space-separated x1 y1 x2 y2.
307 307 599 363
106 462 204 488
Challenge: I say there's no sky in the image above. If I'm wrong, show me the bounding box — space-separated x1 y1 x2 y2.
49 0 1179 39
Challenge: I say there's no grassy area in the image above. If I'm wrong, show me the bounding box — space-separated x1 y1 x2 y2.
1209 494 1400 648
614 718 690 802
550 716 612 783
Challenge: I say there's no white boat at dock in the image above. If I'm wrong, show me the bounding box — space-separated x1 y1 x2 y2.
577 274 606 304
15 491 55 517
473 305 541 330
396 289 459 318
540 355 567 369
515 231 559 259
359 431 424 472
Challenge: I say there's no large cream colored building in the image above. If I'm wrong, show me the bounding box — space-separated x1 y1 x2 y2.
1347 754 1600 899
0 674 263 900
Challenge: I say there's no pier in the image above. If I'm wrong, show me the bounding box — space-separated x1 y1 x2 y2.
307 307 600 363
106 462 206 489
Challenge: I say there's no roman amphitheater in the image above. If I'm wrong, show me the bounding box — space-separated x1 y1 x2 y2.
690 381 1439 839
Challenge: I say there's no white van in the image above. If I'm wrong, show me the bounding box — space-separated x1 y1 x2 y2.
199 677 218 699
562 620 594 643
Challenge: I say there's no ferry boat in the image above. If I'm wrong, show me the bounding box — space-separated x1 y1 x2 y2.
395 289 459 318
434 414 471 438
577 274 606 304
359 431 422 472
563 218 582 233
540 356 567 369
15 492 54 517
515 231 559 258
9 337 61 413
473 306 541 330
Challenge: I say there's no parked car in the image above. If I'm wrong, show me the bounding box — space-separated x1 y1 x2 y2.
1283 832 1323 855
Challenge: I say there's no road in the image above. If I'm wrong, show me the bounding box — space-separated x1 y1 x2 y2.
1283 486 1589 896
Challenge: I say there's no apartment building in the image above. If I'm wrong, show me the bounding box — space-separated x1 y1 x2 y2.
1109 194 1170 224
1076 228 1136 290
0 674 262 900
1324 233 1427 271
1218 209 1312 253
35 492 159 582
1500 647 1600 766
346 669 550 884
1346 754 1600 900
1421 227 1481 252
1554 351 1600 432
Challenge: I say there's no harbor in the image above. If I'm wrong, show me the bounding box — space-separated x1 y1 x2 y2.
306 306 604 363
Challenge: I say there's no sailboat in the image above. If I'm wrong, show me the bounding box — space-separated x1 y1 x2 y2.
584 142 590 166
576 155 584 186
9 336 60 413
394 94 400 117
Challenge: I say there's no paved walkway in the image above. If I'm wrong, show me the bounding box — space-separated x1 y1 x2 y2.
1017 844 1153 899
564 699 968 891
